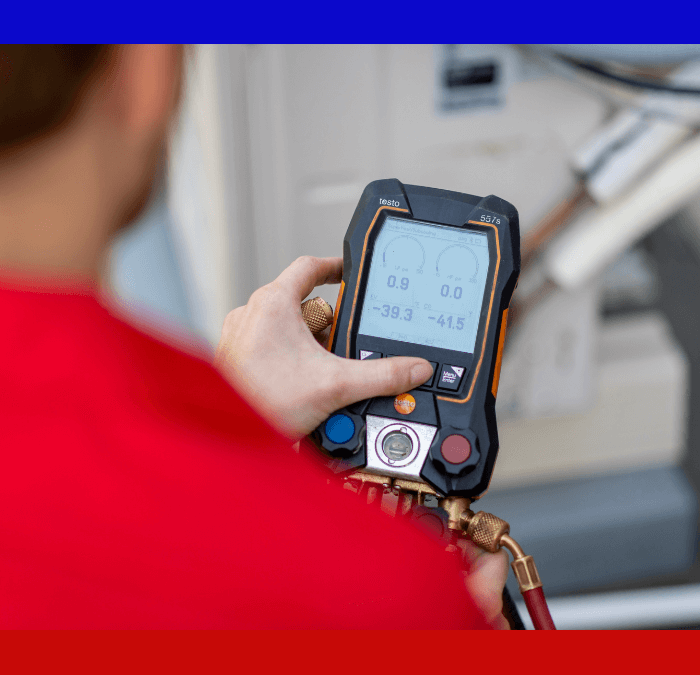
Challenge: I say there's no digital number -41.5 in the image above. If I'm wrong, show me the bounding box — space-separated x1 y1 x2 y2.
435 315 464 330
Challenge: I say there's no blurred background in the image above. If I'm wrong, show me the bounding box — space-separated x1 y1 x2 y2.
109 44 700 629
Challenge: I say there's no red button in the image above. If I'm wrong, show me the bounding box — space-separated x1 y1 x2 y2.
440 435 471 464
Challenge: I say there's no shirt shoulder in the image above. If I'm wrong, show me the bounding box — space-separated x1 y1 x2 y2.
0 287 489 629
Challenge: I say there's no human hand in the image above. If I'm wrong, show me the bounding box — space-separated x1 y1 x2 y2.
214 256 434 440
463 542 511 629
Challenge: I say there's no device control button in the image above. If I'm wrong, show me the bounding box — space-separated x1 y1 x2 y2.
324 414 356 444
441 434 471 464
387 356 437 389
394 393 416 415
358 350 382 360
437 364 466 391
417 361 439 388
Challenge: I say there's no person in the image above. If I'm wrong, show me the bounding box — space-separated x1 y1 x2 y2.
0 44 509 628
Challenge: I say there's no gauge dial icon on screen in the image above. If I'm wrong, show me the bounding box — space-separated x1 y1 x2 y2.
383 236 425 272
436 245 479 282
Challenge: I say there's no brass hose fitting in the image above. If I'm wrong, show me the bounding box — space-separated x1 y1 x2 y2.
438 497 472 531
462 510 510 554
458 508 543 593
500 534 542 592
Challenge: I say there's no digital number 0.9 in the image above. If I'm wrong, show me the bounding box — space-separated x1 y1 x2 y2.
388 276 409 290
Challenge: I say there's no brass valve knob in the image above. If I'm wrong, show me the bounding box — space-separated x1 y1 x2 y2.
301 297 334 334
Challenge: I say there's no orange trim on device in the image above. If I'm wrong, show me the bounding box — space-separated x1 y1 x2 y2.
437 220 501 404
345 206 409 357
327 281 345 352
491 309 509 398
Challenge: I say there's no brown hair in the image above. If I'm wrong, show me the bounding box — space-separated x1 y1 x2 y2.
0 45 111 152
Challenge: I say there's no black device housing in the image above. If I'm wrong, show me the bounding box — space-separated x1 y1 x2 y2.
309 179 520 498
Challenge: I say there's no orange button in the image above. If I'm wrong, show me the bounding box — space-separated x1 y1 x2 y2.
394 393 416 415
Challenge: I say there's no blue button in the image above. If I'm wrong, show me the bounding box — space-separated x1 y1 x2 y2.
325 414 355 444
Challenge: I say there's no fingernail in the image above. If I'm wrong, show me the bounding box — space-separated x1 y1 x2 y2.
411 361 434 385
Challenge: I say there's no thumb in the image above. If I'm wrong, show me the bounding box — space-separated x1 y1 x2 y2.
332 356 434 409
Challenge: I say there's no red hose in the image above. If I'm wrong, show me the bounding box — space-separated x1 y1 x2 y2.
522 587 556 630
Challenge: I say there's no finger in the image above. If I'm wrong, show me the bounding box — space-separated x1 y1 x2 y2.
330 356 434 409
465 548 510 624
491 614 511 631
275 256 343 302
314 324 332 348
468 546 510 591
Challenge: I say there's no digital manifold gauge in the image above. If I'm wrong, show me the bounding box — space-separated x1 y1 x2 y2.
310 179 520 498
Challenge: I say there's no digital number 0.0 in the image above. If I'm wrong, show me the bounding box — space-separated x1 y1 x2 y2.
440 284 462 299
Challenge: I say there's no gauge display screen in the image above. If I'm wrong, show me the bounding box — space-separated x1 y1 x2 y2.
357 217 491 354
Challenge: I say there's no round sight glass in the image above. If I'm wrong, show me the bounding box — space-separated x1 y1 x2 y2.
382 431 413 462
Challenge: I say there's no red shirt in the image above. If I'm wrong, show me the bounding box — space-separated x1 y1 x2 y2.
0 279 489 629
